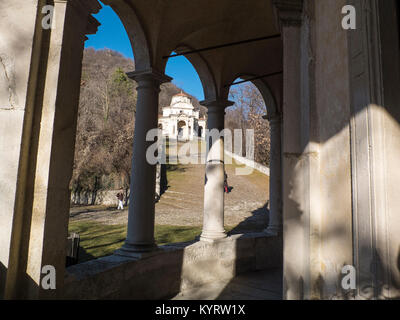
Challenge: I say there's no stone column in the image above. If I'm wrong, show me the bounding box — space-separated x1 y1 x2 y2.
116 69 171 257
200 99 233 242
0 0 39 299
273 0 305 300
264 113 282 235
155 163 161 201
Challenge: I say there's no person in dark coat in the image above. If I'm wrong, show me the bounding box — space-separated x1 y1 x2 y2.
224 171 229 193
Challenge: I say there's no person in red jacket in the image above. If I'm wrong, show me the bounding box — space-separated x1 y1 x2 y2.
224 171 229 193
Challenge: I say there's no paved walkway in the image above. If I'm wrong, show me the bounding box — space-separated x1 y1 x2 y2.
172 268 282 300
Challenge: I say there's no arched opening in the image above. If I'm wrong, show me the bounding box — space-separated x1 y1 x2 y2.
66 2 138 265
151 52 211 244
177 120 186 139
67 4 217 265
224 78 276 235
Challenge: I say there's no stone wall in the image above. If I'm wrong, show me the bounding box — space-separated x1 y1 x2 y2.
71 189 128 206
0 0 40 297
313 0 353 298
63 233 282 299
224 150 270 176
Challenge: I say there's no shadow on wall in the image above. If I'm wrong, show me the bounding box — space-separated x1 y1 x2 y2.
354 246 400 299
275 0 400 301
282 162 350 300
282 161 400 300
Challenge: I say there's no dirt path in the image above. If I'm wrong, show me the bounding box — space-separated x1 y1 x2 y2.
70 146 270 232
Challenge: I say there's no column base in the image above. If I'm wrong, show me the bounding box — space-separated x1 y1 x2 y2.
114 242 158 259
199 230 227 243
263 226 281 236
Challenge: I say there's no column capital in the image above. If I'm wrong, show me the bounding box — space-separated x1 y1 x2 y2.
67 0 102 13
85 15 101 36
263 112 282 124
200 99 234 112
272 0 304 27
127 68 172 85
63 0 101 38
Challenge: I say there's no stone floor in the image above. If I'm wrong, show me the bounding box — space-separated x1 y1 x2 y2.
172 268 282 300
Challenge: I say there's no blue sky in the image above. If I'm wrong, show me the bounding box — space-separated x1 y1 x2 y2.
85 2 205 100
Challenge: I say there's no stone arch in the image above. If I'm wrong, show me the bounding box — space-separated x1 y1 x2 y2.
161 45 218 101
102 0 151 70
226 74 280 117
178 120 186 138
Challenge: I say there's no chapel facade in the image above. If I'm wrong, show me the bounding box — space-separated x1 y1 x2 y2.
158 92 206 141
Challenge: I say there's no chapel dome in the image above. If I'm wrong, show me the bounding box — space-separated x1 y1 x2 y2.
171 91 193 109
175 91 189 97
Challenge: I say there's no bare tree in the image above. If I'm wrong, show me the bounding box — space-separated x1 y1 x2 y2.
226 83 271 166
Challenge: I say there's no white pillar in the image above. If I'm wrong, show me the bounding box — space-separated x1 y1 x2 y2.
116 69 171 257
200 100 233 242
264 114 282 235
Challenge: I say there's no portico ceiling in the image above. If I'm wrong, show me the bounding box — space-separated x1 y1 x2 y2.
103 0 283 100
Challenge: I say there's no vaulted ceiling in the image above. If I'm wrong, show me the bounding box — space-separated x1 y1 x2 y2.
103 0 282 104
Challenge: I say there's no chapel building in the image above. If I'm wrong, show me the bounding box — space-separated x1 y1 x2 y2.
158 92 206 141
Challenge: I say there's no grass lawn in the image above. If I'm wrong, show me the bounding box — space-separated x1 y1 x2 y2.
68 221 243 263
68 221 203 263
68 219 268 265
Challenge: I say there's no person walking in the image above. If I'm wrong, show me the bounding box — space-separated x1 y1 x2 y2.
116 190 124 210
